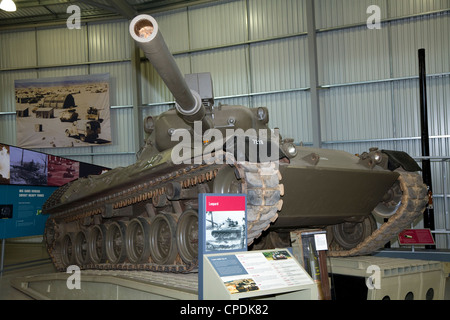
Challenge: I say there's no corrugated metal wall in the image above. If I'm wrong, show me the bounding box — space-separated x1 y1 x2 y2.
0 0 449 246
315 0 450 248
0 19 137 168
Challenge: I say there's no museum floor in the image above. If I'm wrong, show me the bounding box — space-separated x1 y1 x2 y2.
0 242 55 299
1 241 449 300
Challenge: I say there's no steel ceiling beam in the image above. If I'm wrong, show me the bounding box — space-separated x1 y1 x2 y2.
77 0 136 19
110 0 137 19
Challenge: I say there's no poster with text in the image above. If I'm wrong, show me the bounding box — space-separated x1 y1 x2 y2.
199 194 247 254
0 185 57 239
15 73 111 148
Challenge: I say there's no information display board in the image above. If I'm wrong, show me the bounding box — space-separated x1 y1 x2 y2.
0 185 56 239
202 249 318 300
198 193 247 299
198 193 247 254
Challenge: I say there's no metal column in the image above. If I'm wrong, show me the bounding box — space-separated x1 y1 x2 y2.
0 239 5 276
418 48 436 249
306 0 322 148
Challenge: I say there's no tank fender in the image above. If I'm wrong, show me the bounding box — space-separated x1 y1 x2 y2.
382 149 422 172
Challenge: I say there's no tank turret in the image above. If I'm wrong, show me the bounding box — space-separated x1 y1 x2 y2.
130 14 210 130
129 14 276 161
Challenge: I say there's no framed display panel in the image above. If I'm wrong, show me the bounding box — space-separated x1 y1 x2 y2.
0 185 57 239
15 74 112 148
198 193 247 299
199 193 247 254
0 143 110 187
202 249 318 300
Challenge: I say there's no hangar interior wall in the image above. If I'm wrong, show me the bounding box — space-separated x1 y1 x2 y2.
0 0 449 247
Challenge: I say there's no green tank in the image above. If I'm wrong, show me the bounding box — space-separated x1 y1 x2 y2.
42 14 428 272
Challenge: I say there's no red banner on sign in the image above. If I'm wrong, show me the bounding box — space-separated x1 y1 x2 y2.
398 229 435 245
205 195 246 211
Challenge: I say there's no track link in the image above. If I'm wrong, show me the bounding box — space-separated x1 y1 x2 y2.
328 171 428 257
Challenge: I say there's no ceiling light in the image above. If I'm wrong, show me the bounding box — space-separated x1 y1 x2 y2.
0 0 16 12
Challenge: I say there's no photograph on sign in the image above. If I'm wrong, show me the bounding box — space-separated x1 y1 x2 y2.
205 210 246 252
199 194 247 255
0 205 13 219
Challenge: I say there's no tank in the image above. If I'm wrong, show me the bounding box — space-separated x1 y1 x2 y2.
207 217 244 251
42 14 428 272
211 218 242 240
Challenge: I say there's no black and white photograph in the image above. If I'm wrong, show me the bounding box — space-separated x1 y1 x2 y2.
10 146 47 186
0 143 10 184
205 211 246 252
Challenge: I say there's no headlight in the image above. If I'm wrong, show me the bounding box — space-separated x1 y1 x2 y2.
373 151 382 164
283 142 297 158
256 107 269 123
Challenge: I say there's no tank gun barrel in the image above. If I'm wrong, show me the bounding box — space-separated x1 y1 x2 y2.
129 14 206 124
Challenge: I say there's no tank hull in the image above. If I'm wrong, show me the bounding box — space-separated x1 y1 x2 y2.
273 146 399 228
275 164 398 228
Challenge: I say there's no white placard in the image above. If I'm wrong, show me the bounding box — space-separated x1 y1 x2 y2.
208 250 314 295
314 233 328 251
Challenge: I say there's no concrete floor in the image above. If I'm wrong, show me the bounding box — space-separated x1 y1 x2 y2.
0 242 56 300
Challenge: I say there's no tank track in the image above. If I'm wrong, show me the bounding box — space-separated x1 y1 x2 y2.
328 171 428 257
44 151 283 272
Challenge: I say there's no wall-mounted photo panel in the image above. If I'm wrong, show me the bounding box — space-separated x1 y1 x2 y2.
0 143 111 187
15 73 111 148
47 155 80 186
10 146 48 186
0 144 10 185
